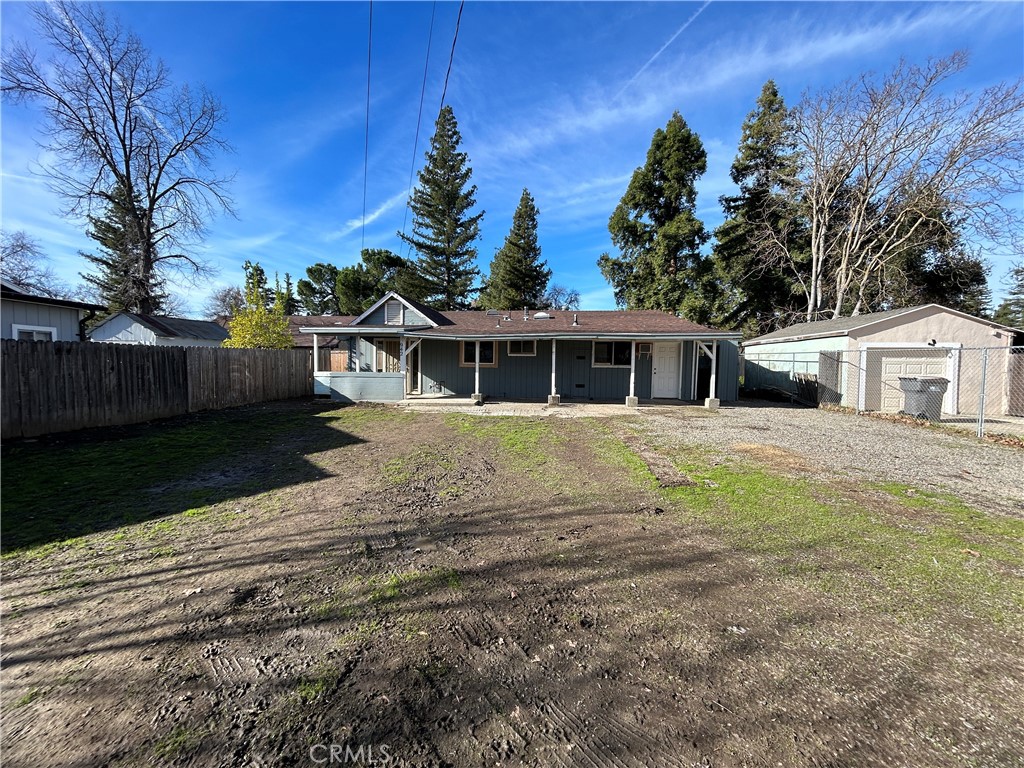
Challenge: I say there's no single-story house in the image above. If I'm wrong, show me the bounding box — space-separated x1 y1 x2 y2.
742 304 1024 417
301 291 741 406
1 278 106 342
89 312 230 347
286 314 355 369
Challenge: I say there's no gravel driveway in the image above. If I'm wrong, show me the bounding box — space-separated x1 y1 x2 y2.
404 398 1023 518
642 401 1023 518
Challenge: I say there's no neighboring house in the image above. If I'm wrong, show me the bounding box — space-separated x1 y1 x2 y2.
301 291 742 406
286 315 355 370
89 312 229 347
742 304 1024 417
1 278 105 342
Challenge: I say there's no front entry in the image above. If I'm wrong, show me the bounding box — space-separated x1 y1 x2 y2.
651 342 680 398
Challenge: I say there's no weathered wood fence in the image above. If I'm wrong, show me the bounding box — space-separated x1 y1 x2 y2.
1 341 313 439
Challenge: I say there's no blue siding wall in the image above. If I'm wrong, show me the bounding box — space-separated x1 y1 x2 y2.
420 339 654 400
314 372 405 402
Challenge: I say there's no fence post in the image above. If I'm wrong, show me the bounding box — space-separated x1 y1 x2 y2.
976 348 989 438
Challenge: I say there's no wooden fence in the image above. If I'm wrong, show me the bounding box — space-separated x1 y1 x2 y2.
1 341 313 439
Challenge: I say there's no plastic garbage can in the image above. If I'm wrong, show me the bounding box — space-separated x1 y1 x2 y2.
898 376 949 421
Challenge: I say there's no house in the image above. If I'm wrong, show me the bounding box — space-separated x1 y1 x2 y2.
1 278 105 342
301 291 742 406
286 314 355 370
89 312 230 347
742 304 1024 417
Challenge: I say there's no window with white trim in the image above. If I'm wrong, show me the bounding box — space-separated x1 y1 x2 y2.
459 340 498 367
13 324 56 342
384 300 403 325
593 340 632 367
507 339 536 356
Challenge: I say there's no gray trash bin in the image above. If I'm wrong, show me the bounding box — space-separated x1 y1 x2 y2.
898 376 949 421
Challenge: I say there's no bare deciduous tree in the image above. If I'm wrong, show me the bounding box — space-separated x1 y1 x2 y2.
790 51 1023 320
1 1 233 314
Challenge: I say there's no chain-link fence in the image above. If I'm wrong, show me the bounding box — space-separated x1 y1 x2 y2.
741 346 1024 439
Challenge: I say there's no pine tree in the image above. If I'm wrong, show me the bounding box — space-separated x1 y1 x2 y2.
479 189 550 309
223 261 292 348
335 249 427 315
711 81 807 336
80 183 168 313
598 112 712 322
297 263 342 315
993 266 1024 329
397 106 483 310
274 272 298 315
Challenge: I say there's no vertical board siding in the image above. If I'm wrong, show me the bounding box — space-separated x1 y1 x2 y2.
1 341 312 439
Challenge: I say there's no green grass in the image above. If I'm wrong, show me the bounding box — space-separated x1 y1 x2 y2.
151 725 206 761
369 568 462 605
596 434 1024 626
12 688 43 709
445 414 562 474
1 404 362 557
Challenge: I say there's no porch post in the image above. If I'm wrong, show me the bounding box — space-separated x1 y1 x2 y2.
626 339 638 408
472 340 483 404
312 332 320 374
548 339 560 406
354 335 361 372
706 339 720 410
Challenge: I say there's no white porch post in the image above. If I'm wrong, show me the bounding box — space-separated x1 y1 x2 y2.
354 335 361 372
472 340 483 404
710 340 718 398
548 339 559 405
626 339 638 407
312 333 320 374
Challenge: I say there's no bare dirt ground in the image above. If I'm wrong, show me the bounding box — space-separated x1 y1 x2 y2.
2 401 1022 767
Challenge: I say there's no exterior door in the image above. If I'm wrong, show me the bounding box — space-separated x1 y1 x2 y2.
652 342 680 398
876 349 949 413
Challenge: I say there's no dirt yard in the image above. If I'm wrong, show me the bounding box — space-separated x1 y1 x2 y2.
2 401 1022 767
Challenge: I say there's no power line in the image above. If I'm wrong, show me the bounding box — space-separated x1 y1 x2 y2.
400 1 437 255
438 0 465 114
360 0 373 253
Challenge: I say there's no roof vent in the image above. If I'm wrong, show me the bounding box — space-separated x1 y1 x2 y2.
572 313 579 326
486 309 499 316
534 312 552 320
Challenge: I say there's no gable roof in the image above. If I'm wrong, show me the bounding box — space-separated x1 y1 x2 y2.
351 291 445 327
287 314 355 347
102 312 229 341
744 304 1019 346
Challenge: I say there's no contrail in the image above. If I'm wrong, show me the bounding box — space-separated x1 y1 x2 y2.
615 1 713 101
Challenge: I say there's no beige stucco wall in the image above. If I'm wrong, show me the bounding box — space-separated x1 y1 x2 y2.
850 307 1013 416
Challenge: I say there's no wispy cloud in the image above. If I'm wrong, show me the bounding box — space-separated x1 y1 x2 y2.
325 189 407 242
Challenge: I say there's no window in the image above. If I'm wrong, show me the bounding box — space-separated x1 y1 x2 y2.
384 300 404 325
507 339 536 356
593 340 632 367
12 324 56 342
460 340 498 367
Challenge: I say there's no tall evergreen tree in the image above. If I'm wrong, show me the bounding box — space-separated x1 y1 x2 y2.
397 106 483 310
273 272 298 315
80 183 168 313
598 112 712 322
297 263 342 315
335 249 427 315
712 81 807 336
993 266 1024 329
479 189 550 309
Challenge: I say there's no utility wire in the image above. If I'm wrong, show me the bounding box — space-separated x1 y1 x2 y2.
400 1 437 255
361 0 373 252
438 0 465 114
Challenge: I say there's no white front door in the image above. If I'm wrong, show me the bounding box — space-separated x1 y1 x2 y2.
652 342 680 398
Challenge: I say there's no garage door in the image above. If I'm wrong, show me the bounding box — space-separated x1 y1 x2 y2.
878 349 949 413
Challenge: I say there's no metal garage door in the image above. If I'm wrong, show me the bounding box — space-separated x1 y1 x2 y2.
878 349 948 413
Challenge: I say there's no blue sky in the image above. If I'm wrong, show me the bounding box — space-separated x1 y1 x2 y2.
2 1 1022 314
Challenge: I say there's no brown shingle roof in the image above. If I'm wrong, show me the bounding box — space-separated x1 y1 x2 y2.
414 309 732 338
288 315 355 347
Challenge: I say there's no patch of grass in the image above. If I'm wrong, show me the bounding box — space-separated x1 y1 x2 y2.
323 404 415 432
381 446 458 487
2 404 361 557
369 567 462 605
606 435 1024 626
12 687 43 708
445 414 562 475
152 725 206 761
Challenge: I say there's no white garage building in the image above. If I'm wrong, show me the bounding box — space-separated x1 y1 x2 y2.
742 304 1023 418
